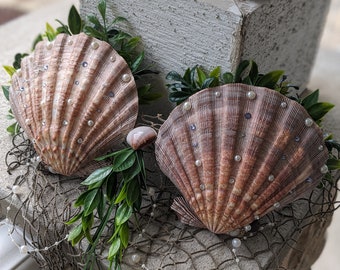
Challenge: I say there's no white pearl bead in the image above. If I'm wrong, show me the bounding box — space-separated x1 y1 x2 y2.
274 202 280 208
215 91 221 97
280 101 288 108
320 164 328 174
20 245 28 254
200 184 205 190
234 155 242 162
244 225 251 232
318 145 324 151
268 175 275 182
229 178 235 184
247 91 256 100
183 101 192 111
122 74 131 82
67 40 73 45
77 138 83 144
12 185 20 194
46 42 53 50
16 69 22 77
87 120 94 127
91 41 99 49
305 118 313 127
195 160 202 167
131 254 141 263
110 55 116 62
232 238 242 248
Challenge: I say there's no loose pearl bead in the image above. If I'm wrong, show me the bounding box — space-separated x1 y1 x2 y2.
183 101 192 111
305 118 313 127
20 245 28 254
12 185 20 194
234 155 242 162
320 165 328 174
132 254 141 263
232 238 241 248
122 74 131 82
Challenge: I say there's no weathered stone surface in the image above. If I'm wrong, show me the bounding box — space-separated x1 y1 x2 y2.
80 0 330 91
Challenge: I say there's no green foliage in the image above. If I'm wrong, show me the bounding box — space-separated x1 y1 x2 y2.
67 147 146 269
166 60 288 105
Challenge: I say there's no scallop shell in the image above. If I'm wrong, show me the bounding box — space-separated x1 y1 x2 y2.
155 84 328 234
9 33 138 176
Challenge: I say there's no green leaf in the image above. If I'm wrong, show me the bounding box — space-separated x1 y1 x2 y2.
68 5 82 34
82 213 94 242
326 158 340 170
32 34 43 50
95 147 133 161
248 60 259 84
169 91 190 104
2 85 10 101
111 149 136 172
84 189 101 216
119 223 129 248
115 203 133 226
65 211 83 225
166 71 184 82
114 184 127 204
3 66 16 77
81 166 113 186
307 102 334 122
196 67 207 87
122 162 141 183
111 16 128 25
98 0 107 22
209 66 221 78
68 224 83 244
201 77 216 89
126 180 140 206
74 190 91 207
106 174 117 201
131 51 144 73
6 122 20 135
256 70 284 89
222 72 234 84
301 90 319 110
234 60 250 82
108 238 121 260
97 192 106 219
84 26 106 40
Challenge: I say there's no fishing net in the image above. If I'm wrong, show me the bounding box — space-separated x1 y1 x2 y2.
0 129 339 270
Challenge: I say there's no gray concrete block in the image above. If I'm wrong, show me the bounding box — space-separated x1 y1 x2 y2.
80 0 330 90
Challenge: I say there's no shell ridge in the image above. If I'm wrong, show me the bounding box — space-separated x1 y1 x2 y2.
171 197 205 228
213 85 243 232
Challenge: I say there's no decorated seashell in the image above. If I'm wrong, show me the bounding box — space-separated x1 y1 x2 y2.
9 33 138 176
155 84 328 234
126 126 157 150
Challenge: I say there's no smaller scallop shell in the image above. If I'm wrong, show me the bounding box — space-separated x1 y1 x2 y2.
155 84 328 234
126 126 157 150
9 33 138 176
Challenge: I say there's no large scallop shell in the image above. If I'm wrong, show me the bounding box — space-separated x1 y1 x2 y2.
9 33 138 176
155 84 328 234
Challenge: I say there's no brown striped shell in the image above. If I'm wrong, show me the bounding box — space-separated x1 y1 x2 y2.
9 33 138 176
155 84 329 234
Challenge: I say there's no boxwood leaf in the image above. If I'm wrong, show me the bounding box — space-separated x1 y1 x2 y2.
301 90 319 110
84 189 101 216
2 85 10 101
68 5 82 34
115 202 132 226
256 70 284 89
327 158 340 170
119 223 129 248
81 166 113 186
108 238 121 260
307 102 334 122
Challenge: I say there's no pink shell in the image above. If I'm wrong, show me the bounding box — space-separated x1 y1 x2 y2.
10 33 138 176
155 84 328 234
126 126 157 150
